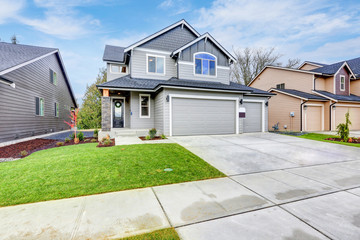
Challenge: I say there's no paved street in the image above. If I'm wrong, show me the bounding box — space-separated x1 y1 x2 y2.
0 133 360 239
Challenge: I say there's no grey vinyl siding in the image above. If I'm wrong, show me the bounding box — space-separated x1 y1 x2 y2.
154 91 164 134
243 96 269 132
107 63 128 81
130 49 176 80
179 39 229 67
162 88 243 135
178 63 230 84
139 25 197 52
0 54 76 143
130 91 155 129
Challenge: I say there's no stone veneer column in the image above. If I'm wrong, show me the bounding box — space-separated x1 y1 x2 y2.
101 96 111 131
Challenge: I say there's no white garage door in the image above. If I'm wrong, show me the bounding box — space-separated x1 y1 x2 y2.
172 98 236 136
243 102 263 133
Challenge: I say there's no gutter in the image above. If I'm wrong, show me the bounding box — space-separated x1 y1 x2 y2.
300 100 308 132
0 76 15 88
330 102 336 131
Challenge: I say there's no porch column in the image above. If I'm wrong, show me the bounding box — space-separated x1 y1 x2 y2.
101 89 111 131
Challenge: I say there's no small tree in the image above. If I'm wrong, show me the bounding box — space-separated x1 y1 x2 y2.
336 111 351 142
65 109 80 143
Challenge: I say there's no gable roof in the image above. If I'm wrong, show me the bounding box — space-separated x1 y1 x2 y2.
171 32 236 63
298 61 327 69
312 58 359 78
313 90 360 102
270 88 327 101
103 45 125 63
124 19 200 52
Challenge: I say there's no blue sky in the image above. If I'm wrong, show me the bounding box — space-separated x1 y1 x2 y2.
1 0 360 104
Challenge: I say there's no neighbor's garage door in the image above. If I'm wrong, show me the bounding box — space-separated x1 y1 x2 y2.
335 106 360 130
243 102 262 133
172 98 236 136
305 106 322 131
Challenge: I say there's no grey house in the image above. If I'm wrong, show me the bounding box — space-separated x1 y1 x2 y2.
0 42 77 143
98 20 273 137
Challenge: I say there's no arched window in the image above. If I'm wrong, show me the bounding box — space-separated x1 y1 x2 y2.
194 53 216 76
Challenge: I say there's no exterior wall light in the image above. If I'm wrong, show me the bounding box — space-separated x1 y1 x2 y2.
304 105 307 110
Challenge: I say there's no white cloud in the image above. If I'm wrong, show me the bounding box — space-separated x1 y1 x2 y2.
192 0 360 60
158 0 191 15
0 0 25 24
103 32 148 47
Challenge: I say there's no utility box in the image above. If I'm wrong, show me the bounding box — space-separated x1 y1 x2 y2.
290 112 295 117
239 107 246 118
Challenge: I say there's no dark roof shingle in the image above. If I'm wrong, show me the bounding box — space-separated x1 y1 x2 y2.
312 57 360 77
271 89 328 100
314 90 360 102
0 42 57 72
103 45 125 63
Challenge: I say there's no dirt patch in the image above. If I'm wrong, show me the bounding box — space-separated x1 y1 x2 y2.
0 137 98 159
139 136 166 141
325 137 360 143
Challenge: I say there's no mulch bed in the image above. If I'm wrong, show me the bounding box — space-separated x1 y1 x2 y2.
97 139 115 147
139 136 166 141
325 137 360 143
0 137 98 159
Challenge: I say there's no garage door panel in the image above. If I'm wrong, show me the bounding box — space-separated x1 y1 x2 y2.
335 107 360 130
243 102 262 133
305 106 322 131
172 98 236 136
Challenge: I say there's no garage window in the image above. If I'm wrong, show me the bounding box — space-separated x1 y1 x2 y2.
139 94 150 118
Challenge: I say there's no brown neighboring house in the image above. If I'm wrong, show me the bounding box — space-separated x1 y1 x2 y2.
248 58 360 132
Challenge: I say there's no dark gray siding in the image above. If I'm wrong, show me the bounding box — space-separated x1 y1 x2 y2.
0 54 76 143
139 25 197 52
179 39 229 67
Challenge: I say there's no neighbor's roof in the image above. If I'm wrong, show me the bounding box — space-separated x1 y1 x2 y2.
97 75 273 95
298 61 327 69
313 90 360 102
270 88 327 101
0 42 57 74
103 45 125 63
312 57 360 77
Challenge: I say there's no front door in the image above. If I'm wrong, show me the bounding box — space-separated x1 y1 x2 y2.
113 99 124 128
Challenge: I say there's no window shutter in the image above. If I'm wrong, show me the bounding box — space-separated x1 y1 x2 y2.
50 69 53 83
35 97 39 115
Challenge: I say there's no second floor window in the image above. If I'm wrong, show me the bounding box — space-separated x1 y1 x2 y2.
195 53 216 76
50 69 57 85
276 83 285 89
147 55 165 74
111 64 127 74
340 75 345 91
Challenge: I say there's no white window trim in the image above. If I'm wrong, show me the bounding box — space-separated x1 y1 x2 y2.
37 97 44 117
110 64 127 74
193 52 217 78
243 99 266 133
340 75 345 91
110 97 126 129
139 94 151 118
146 54 166 75
169 94 239 136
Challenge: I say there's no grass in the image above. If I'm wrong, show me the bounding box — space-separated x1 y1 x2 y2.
120 228 180 240
298 133 360 147
0 143 224 207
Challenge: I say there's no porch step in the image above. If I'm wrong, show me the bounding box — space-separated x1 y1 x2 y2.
113 129 149 137
115 136 143 145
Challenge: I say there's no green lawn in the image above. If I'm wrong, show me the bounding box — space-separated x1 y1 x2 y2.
0 143 224 207
298 133 360 147
120 228 180 240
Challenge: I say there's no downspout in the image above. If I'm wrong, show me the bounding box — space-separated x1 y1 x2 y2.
300 100 308 132
330 102 336 131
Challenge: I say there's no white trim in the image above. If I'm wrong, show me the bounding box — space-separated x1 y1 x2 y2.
0 50 58 75
0 78 15 88
249 65 320 86
110 63 128 74
124 19 200 52
312 90 338 102
139 94 151 118
178 60 230 70
110 97 126 129
303 103 325 131
171 33 236 62
168 94 240 136
217 65 230 70
146 54 166 75
298 61 324 69
335 104 360 107
193 52 217 78
243 99 266 132
135 47 172 55
340 75 346 91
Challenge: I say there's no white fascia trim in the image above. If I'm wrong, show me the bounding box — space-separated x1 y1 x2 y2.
98 87 154 92
171 33 236 63
124 20 200 52
135 47 172 55
105 60 126 65
270 88 308 100
168 94 240 136
242 98 266 132
298 61 324 69
312 90 338 102
249 66 320 86
0 50 58 75
139 94 151 118
335 61 356 79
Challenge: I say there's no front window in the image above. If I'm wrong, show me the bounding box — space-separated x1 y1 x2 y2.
340 75 345 91
139 94 150 118
147 55 165 74
195 53 216 76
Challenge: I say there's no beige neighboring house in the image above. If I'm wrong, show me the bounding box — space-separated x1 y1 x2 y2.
248 58 360 132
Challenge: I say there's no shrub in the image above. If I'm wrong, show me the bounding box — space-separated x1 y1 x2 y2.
336 111 351 142
65 138 70 143
69 133 75 140
91 138 97 143
161 134 166 139
149 128 157 139
56 142 64 146
20 150 28 157
78 132 84 141
93 129 99 138
101 137 107 142
103 139 112 146
145 135 151 140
